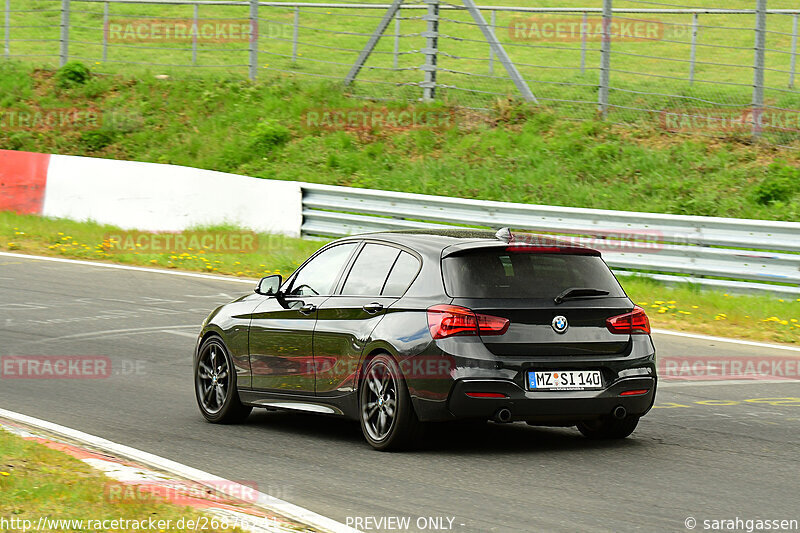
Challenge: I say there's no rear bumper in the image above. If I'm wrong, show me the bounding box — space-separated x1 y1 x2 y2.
414 376 656 423
451 376 656 422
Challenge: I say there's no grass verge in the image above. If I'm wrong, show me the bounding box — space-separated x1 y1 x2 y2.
1 60 799 221
2 211 797 345
0 210 323 280
0 427 238 532
621 276 798 345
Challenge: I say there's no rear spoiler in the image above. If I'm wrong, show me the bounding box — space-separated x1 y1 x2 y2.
441 240 601 258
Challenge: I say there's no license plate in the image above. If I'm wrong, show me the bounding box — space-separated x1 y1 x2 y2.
528 370 603 391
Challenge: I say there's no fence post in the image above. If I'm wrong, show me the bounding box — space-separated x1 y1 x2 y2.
462 0 536 102
60 0 70 67
752 0 766 138
580 11 587 74
248 0 257 80
422 0 439 100
292 6 299 62
393 13 400 69
100 2 109 63
598 0 612 118
790 13 798 88
344 0 403 86
689 13 698 84
489 10 495 75
4 0 10 59
191 3 198 66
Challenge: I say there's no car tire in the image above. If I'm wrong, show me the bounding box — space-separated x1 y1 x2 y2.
195 336 252 424
359 353 423 451
577 415 640 439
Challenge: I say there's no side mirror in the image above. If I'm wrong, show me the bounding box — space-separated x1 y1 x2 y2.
255 275 282 296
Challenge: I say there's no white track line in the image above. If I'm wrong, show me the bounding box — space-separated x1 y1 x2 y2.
0 251 255 284
18 325 199 347
0 408 360 533
161 329 200 338
4 252 798 353
652 328 800 353
659 379 800 388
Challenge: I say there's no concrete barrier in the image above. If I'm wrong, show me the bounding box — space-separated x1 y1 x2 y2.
0 150 302 237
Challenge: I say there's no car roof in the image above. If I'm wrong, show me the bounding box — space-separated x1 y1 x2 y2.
334 229 600 257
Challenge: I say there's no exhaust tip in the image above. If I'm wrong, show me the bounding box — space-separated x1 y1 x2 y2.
612 405 627 420
494 408 512 423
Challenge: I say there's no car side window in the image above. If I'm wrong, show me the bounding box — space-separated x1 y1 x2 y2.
341 244 401 296
381 251 420 297
287 243 357 296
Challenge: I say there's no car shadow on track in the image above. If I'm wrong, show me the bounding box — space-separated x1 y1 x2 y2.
417 420 643 454
244 411 644 454
246 410 363 445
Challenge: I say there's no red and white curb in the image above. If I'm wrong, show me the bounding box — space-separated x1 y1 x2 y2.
0 408 361 533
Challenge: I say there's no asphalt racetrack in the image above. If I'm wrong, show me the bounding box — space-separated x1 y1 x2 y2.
1 253 798 533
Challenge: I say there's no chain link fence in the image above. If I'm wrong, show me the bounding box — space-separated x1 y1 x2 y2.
2 0 800 145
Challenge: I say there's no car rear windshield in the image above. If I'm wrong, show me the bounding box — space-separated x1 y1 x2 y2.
442 249 625 299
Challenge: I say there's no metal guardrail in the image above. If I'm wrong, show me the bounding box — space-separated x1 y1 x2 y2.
300 183 800 296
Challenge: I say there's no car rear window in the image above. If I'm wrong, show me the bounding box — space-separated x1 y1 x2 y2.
442 249 625 299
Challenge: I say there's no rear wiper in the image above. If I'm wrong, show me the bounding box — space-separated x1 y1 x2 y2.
554 287 610 304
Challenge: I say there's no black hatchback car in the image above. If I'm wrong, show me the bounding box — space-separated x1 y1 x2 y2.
195 229 657 450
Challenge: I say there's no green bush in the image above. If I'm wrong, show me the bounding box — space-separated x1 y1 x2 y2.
249 120 291 154
55 61 90 89
754 162 799 205
79 130 116 152
6 132 33 151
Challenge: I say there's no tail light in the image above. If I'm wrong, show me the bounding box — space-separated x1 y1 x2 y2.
606 306 651 335
427 305 510 339
620 389 650 396
465 392 508 398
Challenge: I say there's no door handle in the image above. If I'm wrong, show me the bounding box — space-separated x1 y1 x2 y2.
362 302 384 314
299 303 317 315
